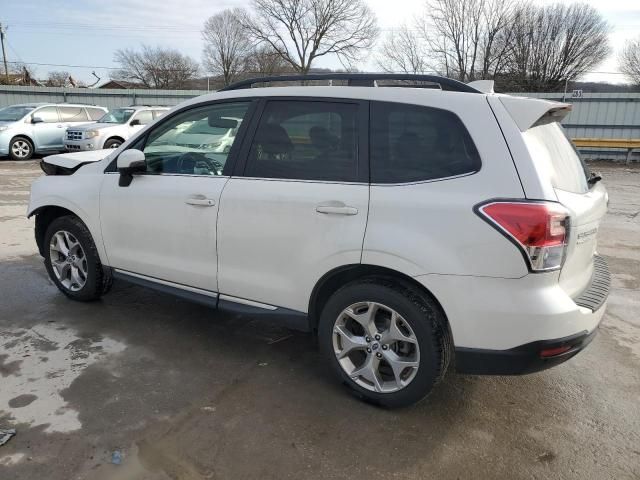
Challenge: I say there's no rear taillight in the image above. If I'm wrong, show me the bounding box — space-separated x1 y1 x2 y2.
476 201 570 272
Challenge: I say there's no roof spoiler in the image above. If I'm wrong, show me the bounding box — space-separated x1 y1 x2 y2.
467 80 494 93
498 95 572 132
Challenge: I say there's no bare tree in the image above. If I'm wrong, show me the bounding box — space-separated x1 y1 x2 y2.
46 70 72 87
377 25 428 74
113 45 199 89
241 0 379 74
501 3 610 91
202 9 253 86
619 36 640 85
245 45 291 76
418 0 513 81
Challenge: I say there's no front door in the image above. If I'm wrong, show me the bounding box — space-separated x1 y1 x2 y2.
31 106 63 150
99 101 254 292
217 99 369 312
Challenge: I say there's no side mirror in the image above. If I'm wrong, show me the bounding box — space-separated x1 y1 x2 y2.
117 149 146 187
31 116 44 124
130 119 141 126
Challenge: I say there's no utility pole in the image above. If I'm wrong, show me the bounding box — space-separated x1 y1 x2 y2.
0 23 8 83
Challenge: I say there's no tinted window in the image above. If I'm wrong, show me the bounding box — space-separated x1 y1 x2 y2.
245 101 358 182
370 102 481 183
142 102 250 176
86 108 105 121
33 107 59 123
59 106 89 122
133 110 154 125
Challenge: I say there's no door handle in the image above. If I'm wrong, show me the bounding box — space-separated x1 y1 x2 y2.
186 195 215 207
316 202 358 215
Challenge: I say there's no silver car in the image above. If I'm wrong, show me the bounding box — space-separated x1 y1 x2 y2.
0 103 107 160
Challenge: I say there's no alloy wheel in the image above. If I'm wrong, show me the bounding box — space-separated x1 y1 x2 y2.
11 140 31 159
332 301 420 393
49 230 88 292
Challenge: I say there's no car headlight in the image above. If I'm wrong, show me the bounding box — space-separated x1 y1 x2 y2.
84 130 100 139
0 126 8 132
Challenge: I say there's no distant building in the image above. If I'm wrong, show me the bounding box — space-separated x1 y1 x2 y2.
98 80 146 89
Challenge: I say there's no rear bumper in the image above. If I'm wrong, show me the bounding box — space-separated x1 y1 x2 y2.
455 328 598 375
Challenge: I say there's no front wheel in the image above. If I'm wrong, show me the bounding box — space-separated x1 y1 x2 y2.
9 137 34 160
43 215 112 301
319 279 451 408
103 138 122 149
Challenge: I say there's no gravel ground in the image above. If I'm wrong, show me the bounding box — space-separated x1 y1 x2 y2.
0 159 638 480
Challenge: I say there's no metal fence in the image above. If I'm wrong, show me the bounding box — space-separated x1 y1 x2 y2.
0 86 638 161
0 85 206 110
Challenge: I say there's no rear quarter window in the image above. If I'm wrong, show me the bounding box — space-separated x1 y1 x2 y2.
370 102 481 184
522 121 589 194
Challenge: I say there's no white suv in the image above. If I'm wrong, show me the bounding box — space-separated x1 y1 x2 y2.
63 106 169 151
28 74 610 407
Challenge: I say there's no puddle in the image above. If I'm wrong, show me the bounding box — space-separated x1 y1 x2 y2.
0 324 126 433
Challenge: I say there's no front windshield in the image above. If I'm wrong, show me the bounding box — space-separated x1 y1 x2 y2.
97 108 135 124
0 106 36 121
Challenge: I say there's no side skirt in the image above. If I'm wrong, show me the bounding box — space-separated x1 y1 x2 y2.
112 269 310 332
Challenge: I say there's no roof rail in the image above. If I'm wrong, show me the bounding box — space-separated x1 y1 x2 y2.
220 73 481 93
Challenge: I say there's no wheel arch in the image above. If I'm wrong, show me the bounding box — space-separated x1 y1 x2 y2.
308 264 453 341
103 136 125 148
30 205 105 265
10 134 35 152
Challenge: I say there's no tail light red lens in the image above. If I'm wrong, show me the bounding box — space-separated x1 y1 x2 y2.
477 201 570 272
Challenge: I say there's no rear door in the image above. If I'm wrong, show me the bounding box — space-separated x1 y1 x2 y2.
216 98 369 312
521 120 608 297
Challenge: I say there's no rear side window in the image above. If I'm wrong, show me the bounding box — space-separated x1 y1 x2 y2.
245 100 359 182
370 102 481 183
86 108 105 120
522 120 589 194
59 107 89 122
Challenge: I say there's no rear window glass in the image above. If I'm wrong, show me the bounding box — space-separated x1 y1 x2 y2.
523 121 589 194
87 108 105 121
370 102 481 183
59 107 89 122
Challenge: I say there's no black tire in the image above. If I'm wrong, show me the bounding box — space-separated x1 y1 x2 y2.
103 138 123 149
43 215 112 301
9 136 34 160
318 278 451 408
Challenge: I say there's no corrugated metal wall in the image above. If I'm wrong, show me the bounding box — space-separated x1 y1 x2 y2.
1 86 638 161
0 85 207 110
511 92 640 161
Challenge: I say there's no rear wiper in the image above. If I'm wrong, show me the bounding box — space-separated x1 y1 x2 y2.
587 172 602 186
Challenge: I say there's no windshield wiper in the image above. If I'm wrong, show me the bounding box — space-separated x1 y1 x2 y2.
587 172 602 186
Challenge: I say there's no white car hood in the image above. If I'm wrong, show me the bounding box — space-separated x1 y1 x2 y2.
43 150 111 169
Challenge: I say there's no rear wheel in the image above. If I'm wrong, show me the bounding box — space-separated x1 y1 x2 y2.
319 279 450 408
104 138 123 149
9 137 34 160
44 215 112 301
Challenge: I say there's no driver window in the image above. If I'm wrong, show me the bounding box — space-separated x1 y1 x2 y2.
142 102 251 176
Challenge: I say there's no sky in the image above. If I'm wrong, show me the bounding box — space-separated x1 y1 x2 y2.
0 0 638 85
